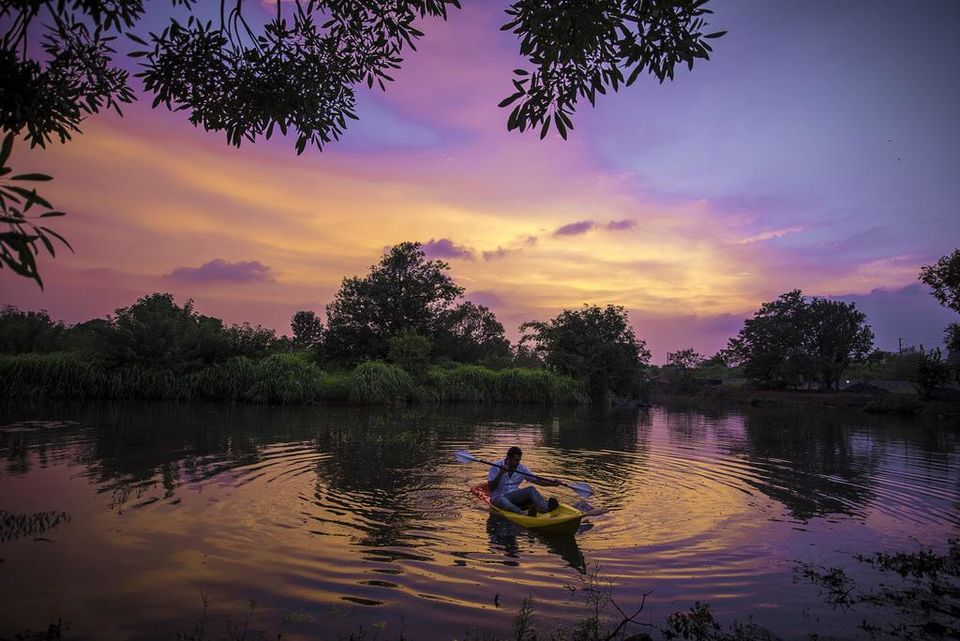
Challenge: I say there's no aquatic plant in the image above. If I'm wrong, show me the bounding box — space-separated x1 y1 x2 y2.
348 360 415 404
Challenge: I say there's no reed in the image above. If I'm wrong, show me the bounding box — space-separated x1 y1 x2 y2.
245 353 327 404
421 365 586 404
0 353 586 405
0 352 106 399
348 360 415 404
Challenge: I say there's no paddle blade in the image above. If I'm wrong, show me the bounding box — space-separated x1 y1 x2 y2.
568 481 594 498
454 450 478 464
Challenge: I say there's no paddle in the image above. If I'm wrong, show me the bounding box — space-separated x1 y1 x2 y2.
454 450 594 498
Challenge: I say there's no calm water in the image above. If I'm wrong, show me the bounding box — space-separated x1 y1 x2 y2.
0 401 957 640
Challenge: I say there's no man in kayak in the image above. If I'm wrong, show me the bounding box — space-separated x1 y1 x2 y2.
488 446 560 516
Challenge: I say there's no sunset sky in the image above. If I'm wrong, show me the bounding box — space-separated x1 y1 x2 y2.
2 1 958 361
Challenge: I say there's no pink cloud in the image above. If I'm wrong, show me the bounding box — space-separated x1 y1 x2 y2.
167 259 275 283
554 220 596 236
422 238 474 260
606 219 637 231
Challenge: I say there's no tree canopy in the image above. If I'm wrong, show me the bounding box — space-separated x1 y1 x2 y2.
1 0 723 286
520 304 650 400
727 290 874 390
2 0 723 153
323 241 465 365
291 310 323 349
920 249 960 314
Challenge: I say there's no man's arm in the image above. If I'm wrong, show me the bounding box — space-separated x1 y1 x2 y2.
488 464 507 492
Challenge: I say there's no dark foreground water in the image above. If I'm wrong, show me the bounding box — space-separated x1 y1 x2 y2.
0 401 957 640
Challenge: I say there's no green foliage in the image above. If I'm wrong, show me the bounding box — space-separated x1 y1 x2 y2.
920 249 960 314
224 321 281 359
728 290 873 390
501 0 724 140
0 305 66 353
0 351 105 398
109 293 231 371
387 329 431 374
947 323 960 384
64 318 115 356
421 364 585 403
914 347 950 400
0 3 145 148
663 347 705 392
521 304 650 400
0 132 70 287
324 242 464 365
291 310 323 350
244 353 326 403
0 348 585 405
348 360 415 404
435 301 512 366
2 1 719 155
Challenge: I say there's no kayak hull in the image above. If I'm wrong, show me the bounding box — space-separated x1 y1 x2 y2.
471 483 583 534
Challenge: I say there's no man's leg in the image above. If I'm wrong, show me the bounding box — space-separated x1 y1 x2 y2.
492 492 525 514
513 486 549 513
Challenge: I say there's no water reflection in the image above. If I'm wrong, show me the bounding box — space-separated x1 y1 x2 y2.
484 513 586 573
1 399 959 641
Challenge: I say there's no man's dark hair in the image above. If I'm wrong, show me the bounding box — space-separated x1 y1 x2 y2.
507 446 523 459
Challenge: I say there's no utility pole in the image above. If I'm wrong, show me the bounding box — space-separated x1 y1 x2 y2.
898 337 903 354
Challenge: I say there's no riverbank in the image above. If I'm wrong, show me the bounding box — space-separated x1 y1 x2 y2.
0 352 587 405
651 384 960 419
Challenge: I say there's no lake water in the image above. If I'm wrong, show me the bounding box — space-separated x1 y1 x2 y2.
1 400 957 640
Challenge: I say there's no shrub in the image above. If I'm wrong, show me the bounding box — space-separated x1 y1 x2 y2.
349 361 414 404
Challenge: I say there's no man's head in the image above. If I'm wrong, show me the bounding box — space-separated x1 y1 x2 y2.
506 446 522 466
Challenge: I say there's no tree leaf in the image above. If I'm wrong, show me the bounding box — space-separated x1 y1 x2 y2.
11 173 53 182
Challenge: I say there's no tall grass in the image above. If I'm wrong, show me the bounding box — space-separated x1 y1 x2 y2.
348 360 415 404
422 365 586 404
0 352 106 399
0 353 586 405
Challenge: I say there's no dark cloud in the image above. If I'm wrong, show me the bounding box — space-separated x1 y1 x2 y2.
422 238 474 260
835 283 956 352
167 259 274 283
524 236 538 246
483 246 509 261
606 219 637 231
554 220 596 236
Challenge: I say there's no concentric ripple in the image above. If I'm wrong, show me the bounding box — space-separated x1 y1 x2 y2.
1 404 958 640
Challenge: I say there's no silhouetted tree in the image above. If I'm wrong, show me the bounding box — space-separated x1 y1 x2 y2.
520 304 650 400
1 0 723 286
946 323 960 383
3 0 723 152
0 305 66 353
290 310 323 349
919 250 960 384
323 242 463 365
727 290 810 388
663 347 703 392
0 133 69 287
434 301 511 366
807 298 874 390
108 292 230 371
728 290 873 390
224 322 280 358
920 249 960 313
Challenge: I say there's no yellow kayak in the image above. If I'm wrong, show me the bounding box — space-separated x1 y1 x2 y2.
471 483 583 534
